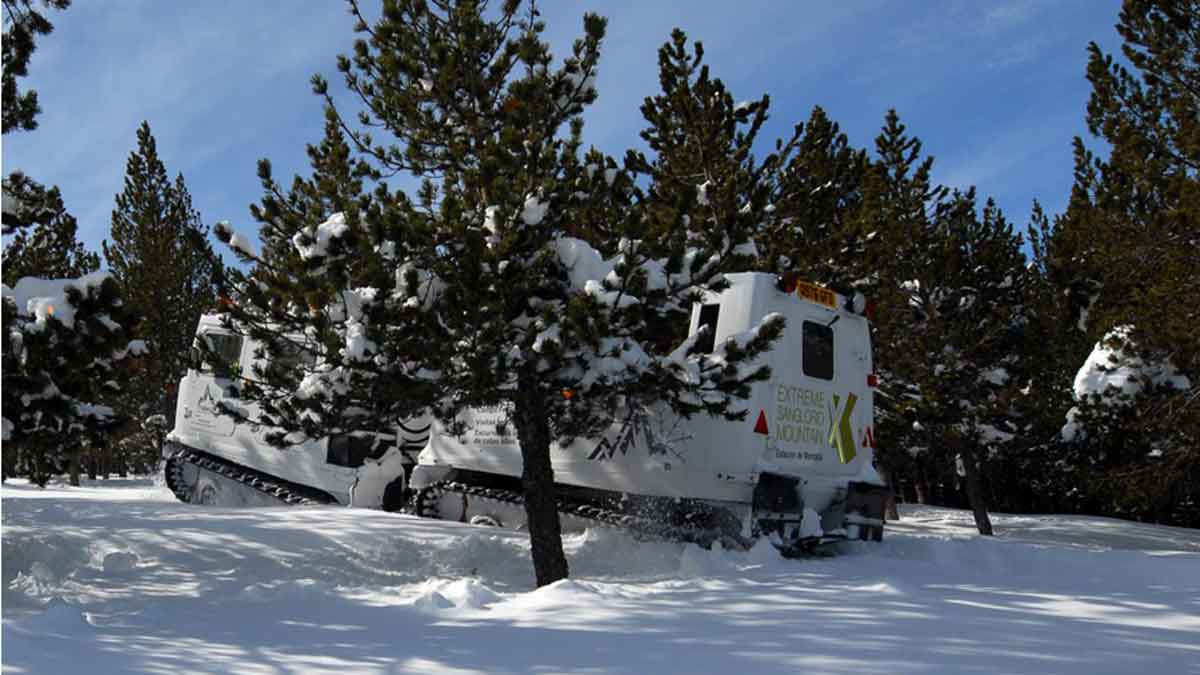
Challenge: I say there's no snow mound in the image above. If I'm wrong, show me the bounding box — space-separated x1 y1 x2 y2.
438 578 502 609
411 589 454 612
101 551 139 575
411 578 503 612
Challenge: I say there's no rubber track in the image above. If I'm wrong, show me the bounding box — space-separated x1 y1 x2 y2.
163 443 337 506
413 480 755 551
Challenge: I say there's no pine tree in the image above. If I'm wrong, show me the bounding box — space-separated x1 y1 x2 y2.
2 184 98 285
628 30 799 279
0 0 141 487
851 112 1032 534
102 121 223 467
980 203 1089 516
1051 0 1199 525
2 0 69 134
217 2 783 587
2 0 71 235
769 106 869 288
851 110 947 506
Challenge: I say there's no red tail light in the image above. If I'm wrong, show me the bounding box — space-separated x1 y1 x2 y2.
867 373 879 388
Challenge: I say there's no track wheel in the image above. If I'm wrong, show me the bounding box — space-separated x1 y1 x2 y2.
411 484 441 518
193 475 221 505
469 514 502 528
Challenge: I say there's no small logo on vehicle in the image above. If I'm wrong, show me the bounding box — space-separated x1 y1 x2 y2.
198 385 217 412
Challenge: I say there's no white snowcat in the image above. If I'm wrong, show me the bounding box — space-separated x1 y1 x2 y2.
164 273 888 553
162 314 426 510
409 272 888 552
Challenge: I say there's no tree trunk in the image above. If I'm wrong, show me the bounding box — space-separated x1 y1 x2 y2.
67 447 82 487
959 447 993 536
885 470 901 521
914 470 930 505
513 378 569 587
87 448 98 480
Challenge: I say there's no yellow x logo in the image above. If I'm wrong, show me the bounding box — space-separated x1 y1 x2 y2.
828 393 858 464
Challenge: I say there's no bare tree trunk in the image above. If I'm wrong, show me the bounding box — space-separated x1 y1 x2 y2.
87 447 98 480
914 469 930 505
959 447 993 536
513 378 569 587
885 470 901 521
67 447 82 487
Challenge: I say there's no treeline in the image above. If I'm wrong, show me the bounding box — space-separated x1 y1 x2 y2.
2 0 222 484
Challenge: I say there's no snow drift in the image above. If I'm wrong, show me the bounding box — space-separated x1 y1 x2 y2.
3 478 1198 674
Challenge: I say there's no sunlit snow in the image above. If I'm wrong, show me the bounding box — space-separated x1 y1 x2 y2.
3 478 1198 674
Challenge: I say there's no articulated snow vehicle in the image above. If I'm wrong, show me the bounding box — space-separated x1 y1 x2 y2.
164 273 888 553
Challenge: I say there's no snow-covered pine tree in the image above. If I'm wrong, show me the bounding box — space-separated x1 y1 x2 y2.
1048 0 1198 525
216 2 783 587
212 105 439 451
0 187 102 483
102 121 223 470
2 273 143 485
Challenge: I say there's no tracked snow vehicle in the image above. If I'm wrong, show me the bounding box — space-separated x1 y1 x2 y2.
164 273 888 553
162 314 428 509
411 273 889 551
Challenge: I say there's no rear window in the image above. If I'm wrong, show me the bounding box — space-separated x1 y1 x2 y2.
802 321 834 380
327 434 386 468
201 333 243 378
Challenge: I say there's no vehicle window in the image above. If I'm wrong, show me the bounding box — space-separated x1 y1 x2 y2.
327 434 386 468
276 340 317 373
201 333 243 378
802 320 834 380
695 304 720 354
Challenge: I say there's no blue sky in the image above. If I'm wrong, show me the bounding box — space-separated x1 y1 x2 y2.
2 0 1123 261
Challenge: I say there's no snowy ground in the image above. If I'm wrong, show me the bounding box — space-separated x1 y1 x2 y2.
3 478 1199 674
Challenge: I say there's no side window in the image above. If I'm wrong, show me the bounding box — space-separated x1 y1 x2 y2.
200 333 244 378
802 320 834 380
327 434 386 468
695 304 720 354
276 340 317 373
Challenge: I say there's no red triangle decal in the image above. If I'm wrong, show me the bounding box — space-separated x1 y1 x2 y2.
753 410 769 435
862 427 876 448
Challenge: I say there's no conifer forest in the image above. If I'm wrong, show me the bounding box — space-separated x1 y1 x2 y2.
3 0 1197 581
